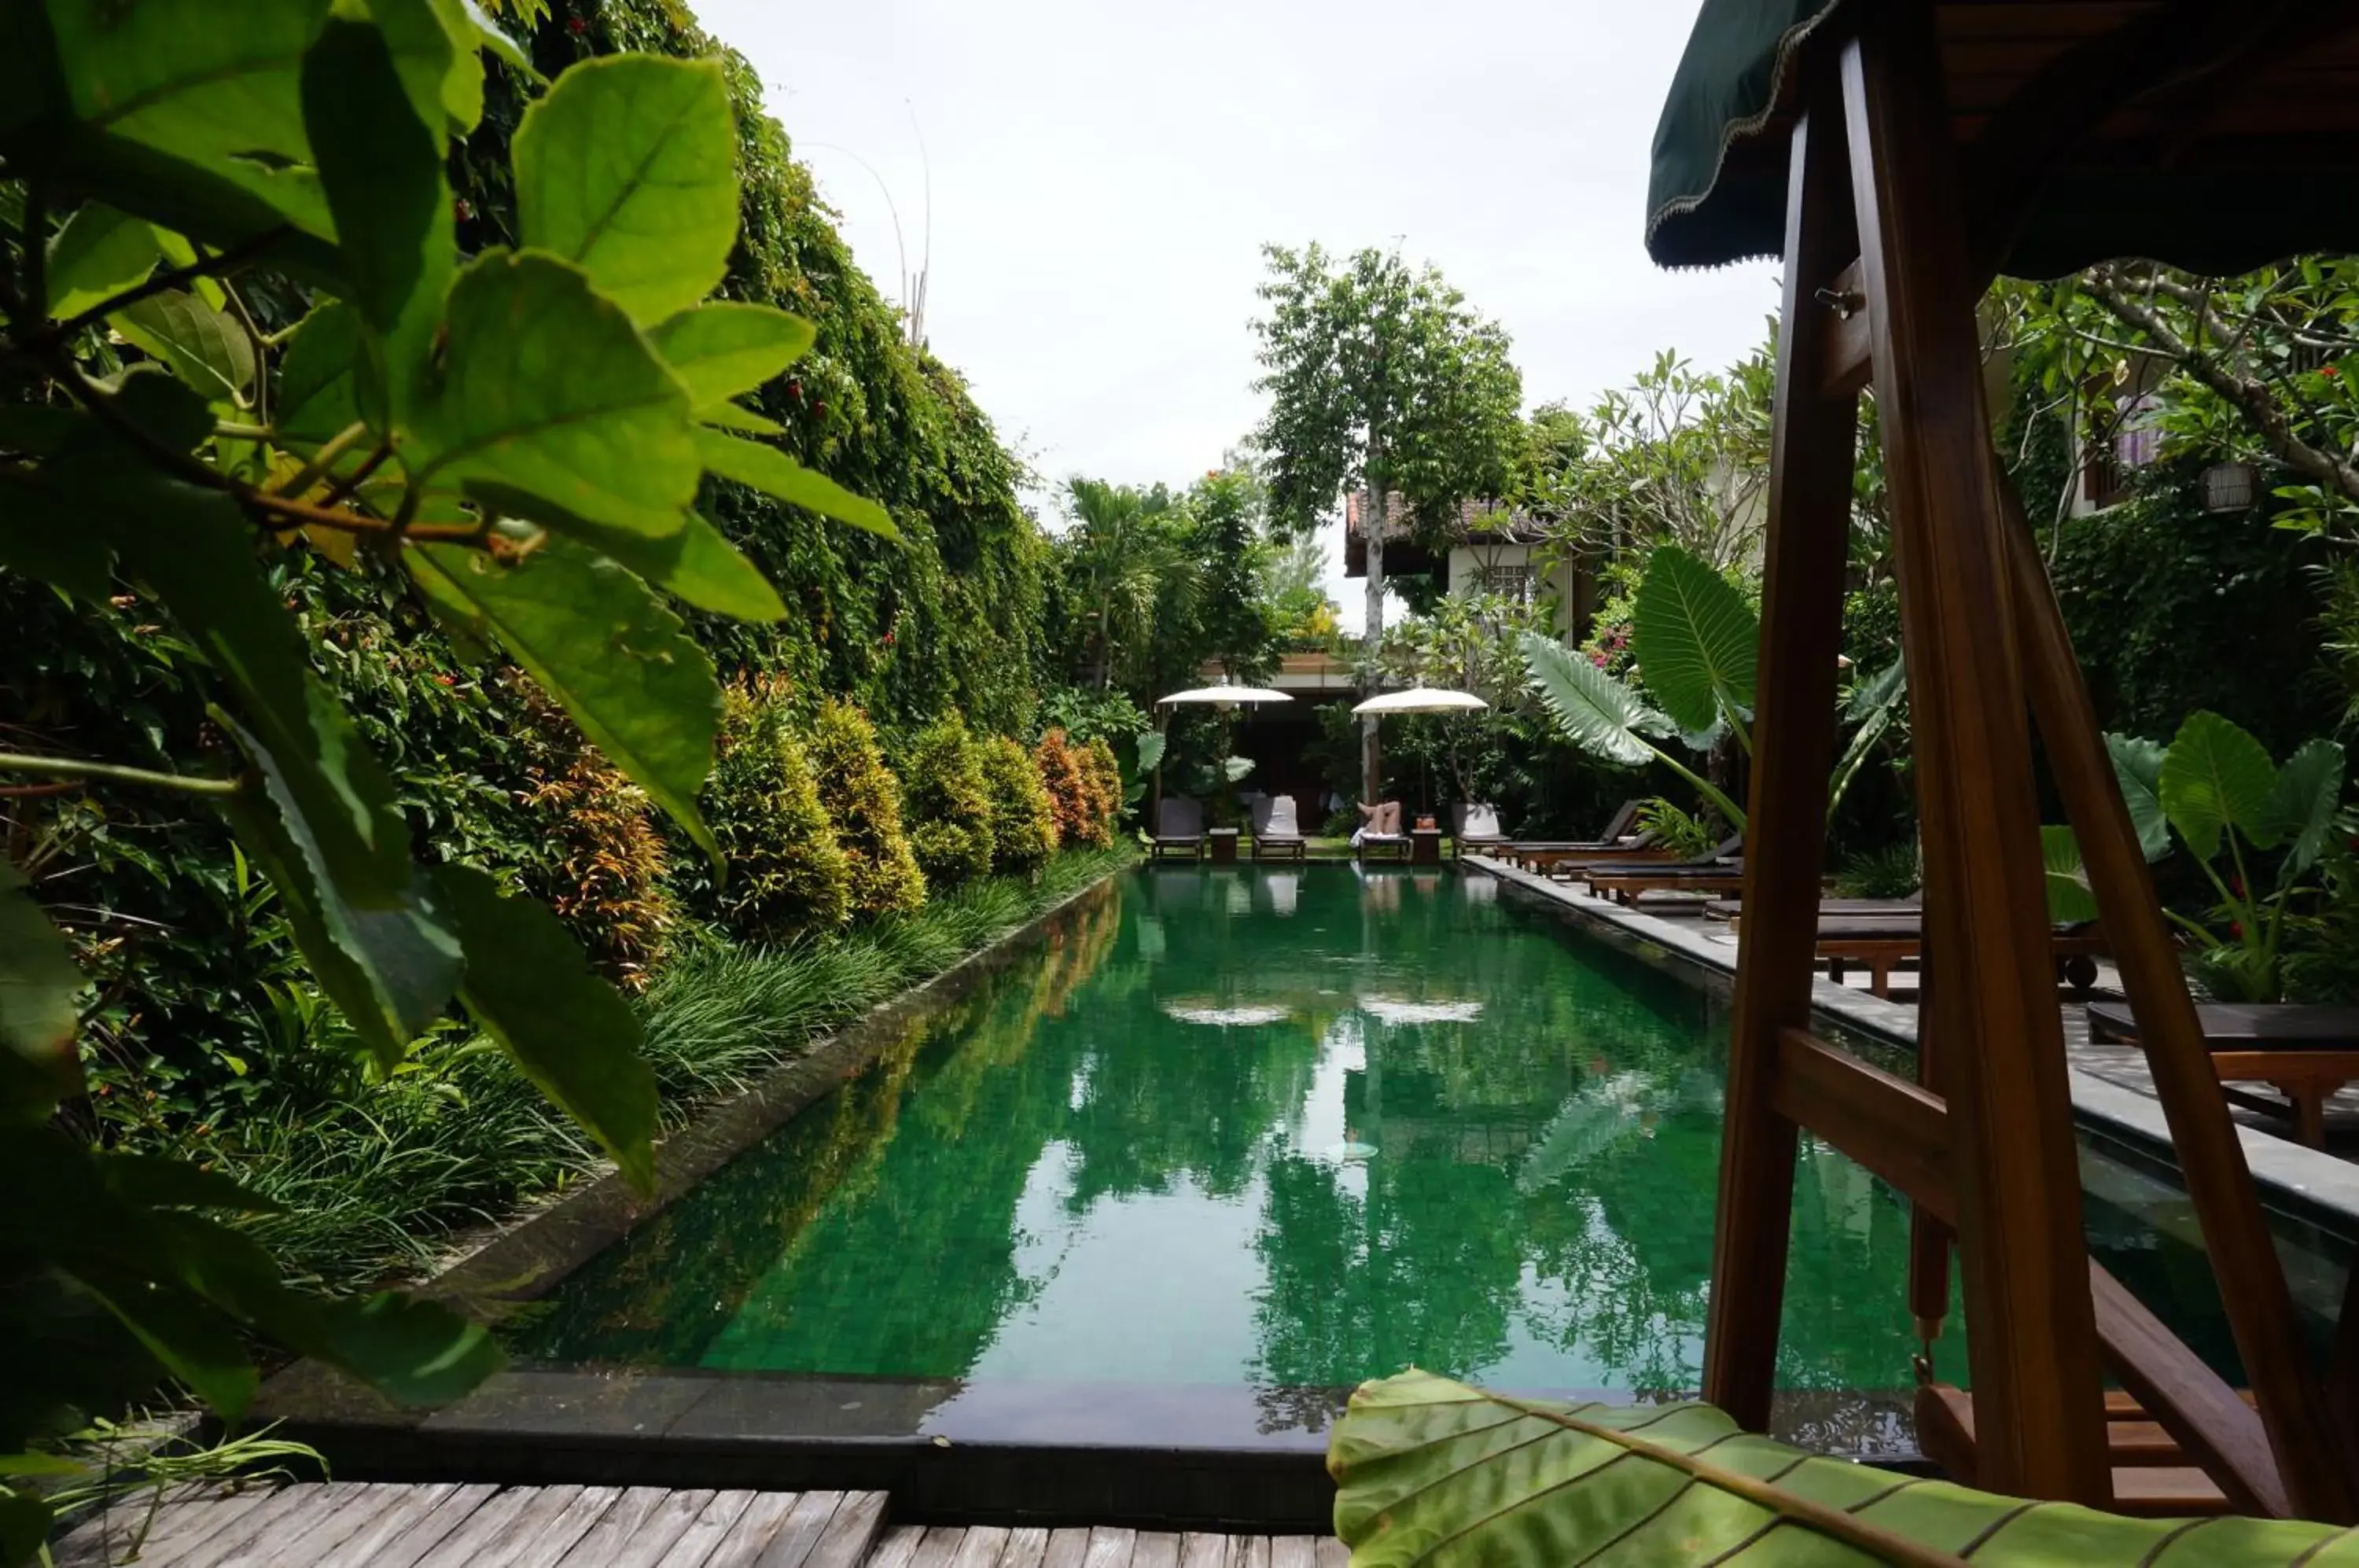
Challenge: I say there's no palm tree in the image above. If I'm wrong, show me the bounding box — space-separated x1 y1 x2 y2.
1062 477 1198 690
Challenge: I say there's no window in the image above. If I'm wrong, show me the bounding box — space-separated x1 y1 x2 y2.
2082 392 2160 509
1471 564 1536 602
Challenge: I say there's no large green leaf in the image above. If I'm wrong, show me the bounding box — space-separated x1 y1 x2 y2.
0 864 85 1119
44 201 160 318
1330 1371 2357 1566
1630 545 1759 737
0 463 113 602
1520 631 1665 767
2105 732 2170 863
513 54 737 325
368 0 484 136
692 427 900 540
301 15 450 384
566 512 789 622
410 249 701 537
305 1291 502 1407
38 0 337 242
2158 709 2280 860
650 302 817 412
276 300 363 444
1830 659 1906 818
2042 824 2100 926
112 289 254 402
2264 738 2346 882
407 536 723 859
433 865 658 1191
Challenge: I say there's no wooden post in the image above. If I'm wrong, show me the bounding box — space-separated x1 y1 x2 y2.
1702 79 1861 1432
1841 0 2110 1503
1999 480 2355 1518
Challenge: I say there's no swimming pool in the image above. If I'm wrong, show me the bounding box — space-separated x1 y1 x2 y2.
512 865 1978 1395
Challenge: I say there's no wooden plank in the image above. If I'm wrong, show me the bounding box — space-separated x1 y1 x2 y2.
950 1526 1013 1568
598 1489 717 1568
752 1489 846 1568
210 1482 417 1568
312 1482 473 1568
512 1486 645 1568
411 1485 550 1568
907 1529 970 1568
1001 1526 1053 1568
56 1486 270 1568
701 1493 804 1568
1235 1540 1271 1568
1176 1533 1232 1568
1841 0 2110 1504
1811 259 1873 399
1771 1029 1954 1221
1041 1528 1094 1568
1269 1539 1319 1568
180 1482 375 1568
1313 1541 1348 1568
2000 470 2347 1517
2092 1261 2287 1515
1130 1533 1183 1568
1082 1526 1136 1568
1700 63 1862 1435
367 1483 505 1568
862 1526 931 1568
804 1491 890 1568
457 1486 620 1568
647 1490 757 1568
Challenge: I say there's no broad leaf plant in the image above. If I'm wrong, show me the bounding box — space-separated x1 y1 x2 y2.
0 3 894 1553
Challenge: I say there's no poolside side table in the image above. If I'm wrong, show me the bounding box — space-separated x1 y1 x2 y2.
1207 828 1240 864
1409 827 1443 865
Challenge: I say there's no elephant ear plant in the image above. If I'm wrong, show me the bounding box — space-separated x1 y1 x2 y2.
0 4 891 1552
1519 543 1908 833
2106 712 2346 1003
1328 1371 2359 1565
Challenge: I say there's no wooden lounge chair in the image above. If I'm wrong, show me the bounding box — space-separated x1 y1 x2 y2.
1150 795 1205 862
1702 895 1922 921
2087 1000 2359 1149
1581 837 1748 904
1451 801 1511 860
1757 913 2105 999
1494 801 1660 870
1252 794 1308 861
1354 801 1410 863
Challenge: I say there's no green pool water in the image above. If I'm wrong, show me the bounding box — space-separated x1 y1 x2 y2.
516 865 1999 1396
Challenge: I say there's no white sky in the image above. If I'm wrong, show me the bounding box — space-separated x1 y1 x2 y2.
696 0 1781 631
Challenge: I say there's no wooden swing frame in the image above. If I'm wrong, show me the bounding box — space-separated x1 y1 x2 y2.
1707 0 2358 1518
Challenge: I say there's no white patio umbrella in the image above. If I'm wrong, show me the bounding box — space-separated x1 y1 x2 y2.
1351 686 1489 715
1149 678 1292 829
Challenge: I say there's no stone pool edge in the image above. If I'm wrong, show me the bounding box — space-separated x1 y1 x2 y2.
1467 854 2359 1242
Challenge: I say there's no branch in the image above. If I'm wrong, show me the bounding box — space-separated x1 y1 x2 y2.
7 227 292 359
2084 267 2359 503
0 753 241 797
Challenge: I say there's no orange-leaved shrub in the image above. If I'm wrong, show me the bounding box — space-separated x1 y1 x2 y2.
903 710 995 889
1080 736 1124 835
1034 727 1102 848
980 733 1058 875
808 698 926 920
695 675 852 944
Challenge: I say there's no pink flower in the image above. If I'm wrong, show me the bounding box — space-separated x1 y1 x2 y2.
1590 650 1609 668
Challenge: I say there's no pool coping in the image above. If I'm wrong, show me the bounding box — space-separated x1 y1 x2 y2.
1467 854 2359 1242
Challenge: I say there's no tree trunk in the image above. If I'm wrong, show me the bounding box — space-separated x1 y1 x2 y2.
1361 438 1386 806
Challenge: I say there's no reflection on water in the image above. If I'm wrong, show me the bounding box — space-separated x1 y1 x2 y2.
514 867 1971 1395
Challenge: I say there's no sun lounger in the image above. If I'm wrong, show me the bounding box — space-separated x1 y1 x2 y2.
1452 801 1511 860
1354 801 1409 863
2087 1000 2359 1147
1577 837 1748 904
1253 794 1308 861
1766 914 2105 999
1151 795 1205 862
1702 896 1923 921
1493 800 1660 870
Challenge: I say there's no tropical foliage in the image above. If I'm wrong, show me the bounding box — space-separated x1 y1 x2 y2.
903 711 995 891
979 734 1059 877
807 698 926 922
1330 1371 2357 1565
697 677 852 944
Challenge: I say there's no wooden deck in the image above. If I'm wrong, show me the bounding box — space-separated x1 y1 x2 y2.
52 1483 1348 1568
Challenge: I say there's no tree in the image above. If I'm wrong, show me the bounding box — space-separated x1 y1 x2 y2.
1058 478 1196 690
696 679 852 944
978 734 1059 876
1251 245 1524 799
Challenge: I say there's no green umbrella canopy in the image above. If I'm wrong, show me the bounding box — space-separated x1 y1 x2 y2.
1645 2 2359 279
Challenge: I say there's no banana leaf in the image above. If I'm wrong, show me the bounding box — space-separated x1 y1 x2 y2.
1329 1371 2359 1565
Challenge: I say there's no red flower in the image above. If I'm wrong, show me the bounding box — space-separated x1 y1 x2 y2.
565 14 587 35
435 673 455 687
881 631 894 646
2325 365 2342 378
453 197 473 223
786 379 804 400
2230 922 2245 940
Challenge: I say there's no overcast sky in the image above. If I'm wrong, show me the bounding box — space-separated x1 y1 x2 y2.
696 0 1781 630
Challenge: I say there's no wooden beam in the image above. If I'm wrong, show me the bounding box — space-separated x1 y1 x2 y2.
1842 0 2110 1505
1770 1029 1953 1223
2091 1262 2288 1517
1998 477 2356 1520
1812 259 1874 401
1699 71 1861 1434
